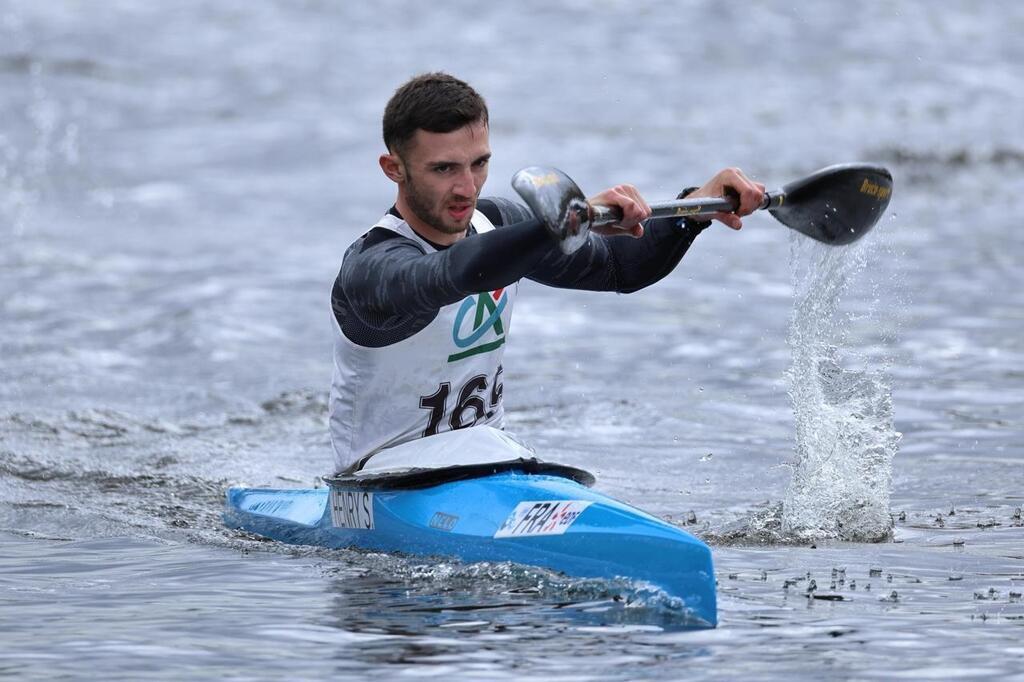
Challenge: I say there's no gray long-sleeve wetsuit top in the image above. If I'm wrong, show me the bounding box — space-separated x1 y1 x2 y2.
332 197 708 348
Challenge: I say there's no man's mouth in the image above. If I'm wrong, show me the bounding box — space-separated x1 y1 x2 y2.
447 203 473 221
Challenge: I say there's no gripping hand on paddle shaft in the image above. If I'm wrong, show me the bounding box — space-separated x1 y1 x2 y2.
685 168 765 231
585 169 764 239
587 184 651 238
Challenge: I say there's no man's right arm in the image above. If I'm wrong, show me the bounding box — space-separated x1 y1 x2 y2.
333 220 552 345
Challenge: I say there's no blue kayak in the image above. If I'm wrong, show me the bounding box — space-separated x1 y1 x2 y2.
223 428 716 626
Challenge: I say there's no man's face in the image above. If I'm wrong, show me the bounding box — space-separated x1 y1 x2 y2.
395 121 491 237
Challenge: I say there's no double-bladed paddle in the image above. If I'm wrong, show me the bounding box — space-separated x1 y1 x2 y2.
511 163 894 253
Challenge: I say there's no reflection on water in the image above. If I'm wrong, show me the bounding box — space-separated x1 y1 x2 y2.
3 525 1022 679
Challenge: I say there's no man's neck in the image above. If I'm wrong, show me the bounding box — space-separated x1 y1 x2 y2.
394 196 467 247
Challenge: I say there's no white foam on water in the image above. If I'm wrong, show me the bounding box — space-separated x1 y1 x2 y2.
782 234 902 542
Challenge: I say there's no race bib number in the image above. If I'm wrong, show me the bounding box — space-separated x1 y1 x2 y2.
494 500 592 538
329 489 375 530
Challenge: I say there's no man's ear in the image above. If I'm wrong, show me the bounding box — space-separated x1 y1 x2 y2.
379 152 404 183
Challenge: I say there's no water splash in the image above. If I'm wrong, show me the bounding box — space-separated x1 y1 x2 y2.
781 236 901 542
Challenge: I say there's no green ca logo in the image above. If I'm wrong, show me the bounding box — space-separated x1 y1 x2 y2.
448 288 508 362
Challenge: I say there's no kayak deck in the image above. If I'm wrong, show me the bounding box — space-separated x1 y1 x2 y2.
225 470 716 626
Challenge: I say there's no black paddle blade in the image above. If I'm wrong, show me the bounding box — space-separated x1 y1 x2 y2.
770 163 893 245
511 166 591 254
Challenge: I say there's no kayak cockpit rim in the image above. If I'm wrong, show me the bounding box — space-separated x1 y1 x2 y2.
324 458 596 491
328 426 595 490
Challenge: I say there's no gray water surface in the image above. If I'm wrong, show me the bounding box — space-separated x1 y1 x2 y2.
2 1 1023 679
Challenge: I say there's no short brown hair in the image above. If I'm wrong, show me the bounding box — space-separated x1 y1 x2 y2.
382 72 489 156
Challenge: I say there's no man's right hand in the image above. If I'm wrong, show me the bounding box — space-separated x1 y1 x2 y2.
587 184 652 239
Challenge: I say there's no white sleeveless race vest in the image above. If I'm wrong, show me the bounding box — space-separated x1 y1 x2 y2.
329 210 517 473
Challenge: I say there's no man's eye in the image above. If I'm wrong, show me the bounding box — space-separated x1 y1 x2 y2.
434 165 452 173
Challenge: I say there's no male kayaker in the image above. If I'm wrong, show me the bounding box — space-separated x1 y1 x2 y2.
330 72 764 473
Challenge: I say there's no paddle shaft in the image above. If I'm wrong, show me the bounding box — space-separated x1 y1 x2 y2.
590 191 785 227
513 162 891 248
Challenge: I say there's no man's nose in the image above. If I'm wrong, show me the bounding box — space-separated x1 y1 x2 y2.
453 168 476 197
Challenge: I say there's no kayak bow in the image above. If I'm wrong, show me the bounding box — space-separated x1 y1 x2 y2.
224 430 717 626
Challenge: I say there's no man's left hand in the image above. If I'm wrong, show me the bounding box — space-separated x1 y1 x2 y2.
687 168 766 230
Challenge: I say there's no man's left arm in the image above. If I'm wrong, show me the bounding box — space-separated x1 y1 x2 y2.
532 213 709 293
479 196 709 293
512 167 764 293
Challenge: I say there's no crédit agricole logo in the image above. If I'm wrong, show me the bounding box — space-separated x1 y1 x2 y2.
448 288 508 362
